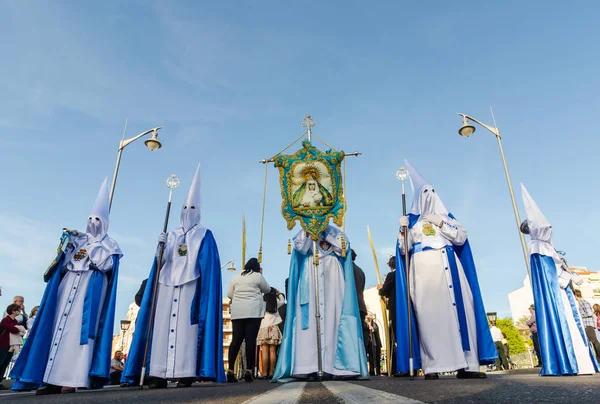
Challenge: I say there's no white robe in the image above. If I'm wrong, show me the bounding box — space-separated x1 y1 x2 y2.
43 244 111 388
149 226 206 379
291 231 358 377
149 281 199 379
399 217 480 374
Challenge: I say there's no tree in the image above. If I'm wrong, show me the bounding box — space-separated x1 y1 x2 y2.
496 317 527 354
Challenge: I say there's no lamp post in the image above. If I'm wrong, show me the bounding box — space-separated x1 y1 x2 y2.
486 312 498 324
109 126 163 211
457 112 531 279
120 320 131 352
221 259 236 272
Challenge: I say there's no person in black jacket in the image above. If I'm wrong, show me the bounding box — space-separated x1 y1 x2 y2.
366 314 382 376
135 279 148 307
351 250 369 363
378 256 396 374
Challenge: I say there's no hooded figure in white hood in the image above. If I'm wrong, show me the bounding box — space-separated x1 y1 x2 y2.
123 165 225 387
520 184 598 376
395 161 496 379
11 178 123 394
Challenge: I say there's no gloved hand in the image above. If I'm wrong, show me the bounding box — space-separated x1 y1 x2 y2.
571 272 584 286
423 213 444 227
399 216 409 227
157 232 167 244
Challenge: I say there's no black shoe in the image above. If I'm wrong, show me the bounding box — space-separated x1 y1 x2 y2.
177 378 195 388
147 378 168 389
120 382 132 388
393 372 411 377
424 373 439 380
244 370 254 383
36 385 62 395
0 385 7 391
456 369 487 379
306 372 318 382
226 371 238 383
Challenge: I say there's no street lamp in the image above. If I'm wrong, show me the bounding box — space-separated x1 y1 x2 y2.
109 126 164 210
120 320 131 351
486 312 498 324
221 259 236 272
456 112 531 279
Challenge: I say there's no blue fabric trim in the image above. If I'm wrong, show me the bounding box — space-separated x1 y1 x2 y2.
80 270 104 344
530 253 579 375
123 230 225 383
394 241 422 373
445 246 469 351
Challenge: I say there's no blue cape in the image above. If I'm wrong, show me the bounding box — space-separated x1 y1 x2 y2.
530 253 599 376
122 230 225 383
394 213 496 372
11 234 120 391
271 243 369 383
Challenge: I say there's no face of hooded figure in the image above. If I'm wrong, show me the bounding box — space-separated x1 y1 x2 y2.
86 214 107 239
181 202 200 232
418 185 446 217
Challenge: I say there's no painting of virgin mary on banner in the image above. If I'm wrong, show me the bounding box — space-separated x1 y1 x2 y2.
275 140 345 240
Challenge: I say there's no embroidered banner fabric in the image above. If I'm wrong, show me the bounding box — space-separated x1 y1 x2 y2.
274 140 345 240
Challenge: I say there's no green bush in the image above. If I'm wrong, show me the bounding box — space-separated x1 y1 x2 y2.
496 317 527 354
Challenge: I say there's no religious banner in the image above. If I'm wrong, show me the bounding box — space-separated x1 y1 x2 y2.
274 139 345 240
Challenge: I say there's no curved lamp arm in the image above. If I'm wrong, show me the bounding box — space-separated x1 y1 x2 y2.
457 113 500 137
120 127 162 150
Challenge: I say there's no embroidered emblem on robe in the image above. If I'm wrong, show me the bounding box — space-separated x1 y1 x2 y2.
178 244 188 257
422 223 436 236
74 249 88 261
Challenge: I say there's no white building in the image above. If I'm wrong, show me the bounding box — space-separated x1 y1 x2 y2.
508 267 600 322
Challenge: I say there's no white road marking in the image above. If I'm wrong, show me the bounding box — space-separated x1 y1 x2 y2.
323 381 426 404
242 381 306 404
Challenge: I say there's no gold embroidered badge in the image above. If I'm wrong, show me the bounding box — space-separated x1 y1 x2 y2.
422 223 437 236
73 249 87 261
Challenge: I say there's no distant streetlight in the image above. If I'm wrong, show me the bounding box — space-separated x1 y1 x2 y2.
120 319 131 351
456 112 530 280
221 259 236 272
109 126 163 210
487 312 498 324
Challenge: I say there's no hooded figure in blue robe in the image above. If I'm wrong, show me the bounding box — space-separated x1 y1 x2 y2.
395 160 496 379
122 165 225 387
11 177 123 394
520 184 598 376
271 225 369 382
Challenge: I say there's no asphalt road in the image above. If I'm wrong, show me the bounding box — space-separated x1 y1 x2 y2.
1 373 599 403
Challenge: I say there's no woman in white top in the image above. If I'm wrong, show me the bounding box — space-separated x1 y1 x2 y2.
257 289 285 379
227 258 271 383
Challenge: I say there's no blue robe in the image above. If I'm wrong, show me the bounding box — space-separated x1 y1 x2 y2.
122 230 225 383
394 213 496 373
271 242 369 382
530 253 599 376
10 233 120 391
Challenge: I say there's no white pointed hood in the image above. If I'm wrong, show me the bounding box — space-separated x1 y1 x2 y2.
521 184 556 258
181 164 201 231
405 159 448 217
87 177 111 240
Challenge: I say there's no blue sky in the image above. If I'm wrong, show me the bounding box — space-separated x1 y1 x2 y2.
1 1 599 325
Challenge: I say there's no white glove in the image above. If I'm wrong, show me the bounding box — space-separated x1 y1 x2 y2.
399 216 409 227
571 272 584 286
423 213 444 227
157 232 167 244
